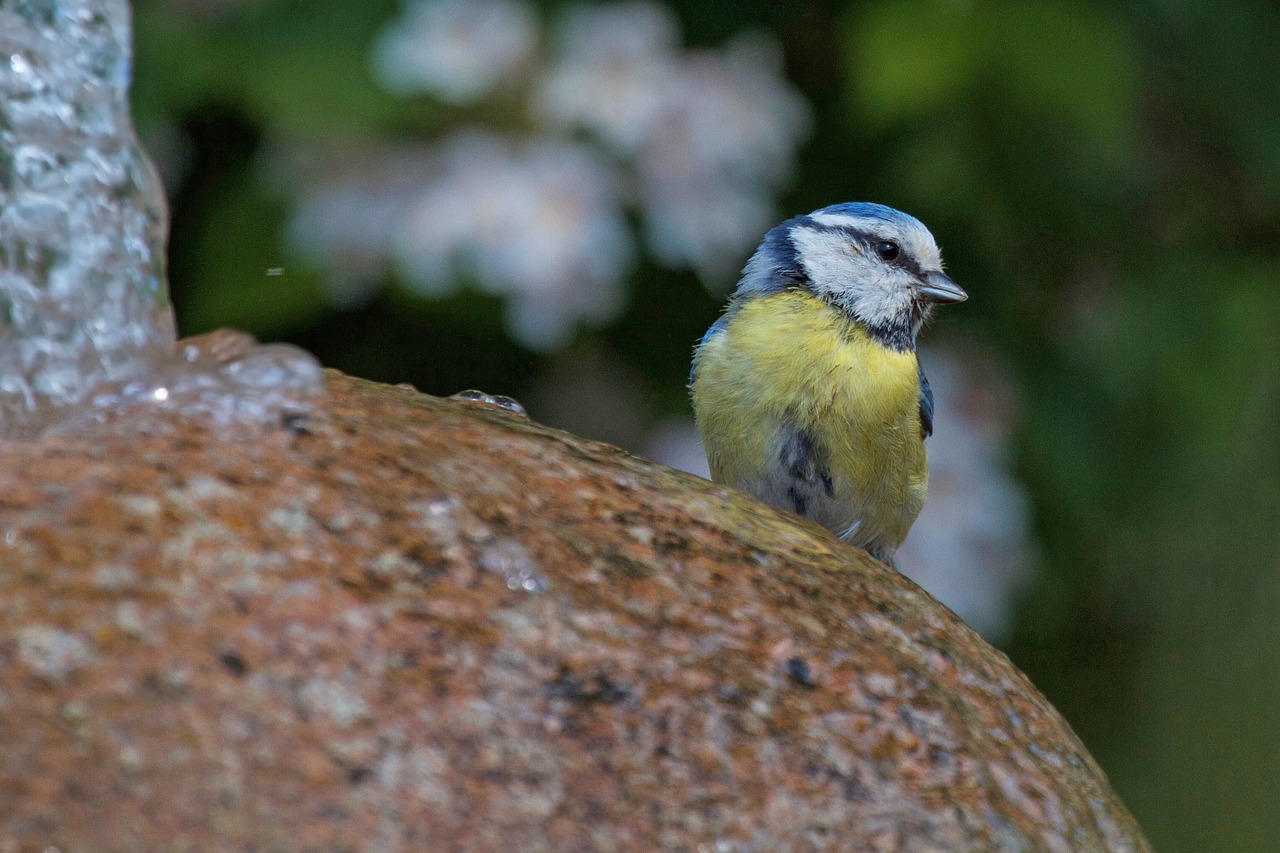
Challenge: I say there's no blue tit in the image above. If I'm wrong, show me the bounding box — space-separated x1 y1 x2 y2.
689 202 967 563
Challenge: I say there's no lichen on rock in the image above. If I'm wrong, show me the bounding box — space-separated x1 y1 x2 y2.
0 373 1152 850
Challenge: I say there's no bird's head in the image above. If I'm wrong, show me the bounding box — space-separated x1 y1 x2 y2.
735 202 967 350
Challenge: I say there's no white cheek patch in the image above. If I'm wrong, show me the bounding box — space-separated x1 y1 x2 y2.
849 271 917 329
791 227 861 285
790 226 913 328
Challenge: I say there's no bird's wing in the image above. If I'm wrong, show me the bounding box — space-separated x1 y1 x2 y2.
689 314 730 386
918 362 934 440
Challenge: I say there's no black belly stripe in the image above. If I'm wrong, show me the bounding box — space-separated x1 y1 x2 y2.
787 485 808 516
783 430 817 480
779 424 833 518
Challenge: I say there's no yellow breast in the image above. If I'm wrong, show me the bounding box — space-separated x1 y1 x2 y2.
691 290 927 555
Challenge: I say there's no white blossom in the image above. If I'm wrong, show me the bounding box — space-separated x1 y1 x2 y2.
393 132 633 349
294 0 814 345
637 33 812 280
641 179 777 281
372 0 537 103
532 2 681 153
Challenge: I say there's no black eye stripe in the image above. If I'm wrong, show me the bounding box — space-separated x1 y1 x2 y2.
793 218 925 275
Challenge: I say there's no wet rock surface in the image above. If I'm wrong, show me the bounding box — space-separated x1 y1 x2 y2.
0 369 1149 851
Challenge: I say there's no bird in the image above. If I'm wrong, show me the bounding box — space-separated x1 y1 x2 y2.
689 202 967 564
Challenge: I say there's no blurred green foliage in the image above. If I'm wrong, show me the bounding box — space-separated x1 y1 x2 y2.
131 0 1280 848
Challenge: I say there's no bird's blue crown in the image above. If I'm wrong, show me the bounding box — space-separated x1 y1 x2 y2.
811 202 922 228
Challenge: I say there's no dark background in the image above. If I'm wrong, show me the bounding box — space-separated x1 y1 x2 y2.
130 1 1280 848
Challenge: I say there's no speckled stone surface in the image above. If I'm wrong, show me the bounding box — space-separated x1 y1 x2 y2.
0 370 1149 852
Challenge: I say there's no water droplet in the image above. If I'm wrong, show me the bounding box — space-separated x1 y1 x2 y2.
507 565 548 593
450 389 528 417
479 540 548 593
42 333 325 436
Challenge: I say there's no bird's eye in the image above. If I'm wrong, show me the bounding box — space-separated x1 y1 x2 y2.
875 241 901 262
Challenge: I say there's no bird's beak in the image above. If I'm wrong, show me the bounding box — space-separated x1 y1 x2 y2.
919 270 968 304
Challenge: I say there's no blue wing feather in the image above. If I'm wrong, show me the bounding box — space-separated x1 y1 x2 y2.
689 314 730 386
918 362 934 440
